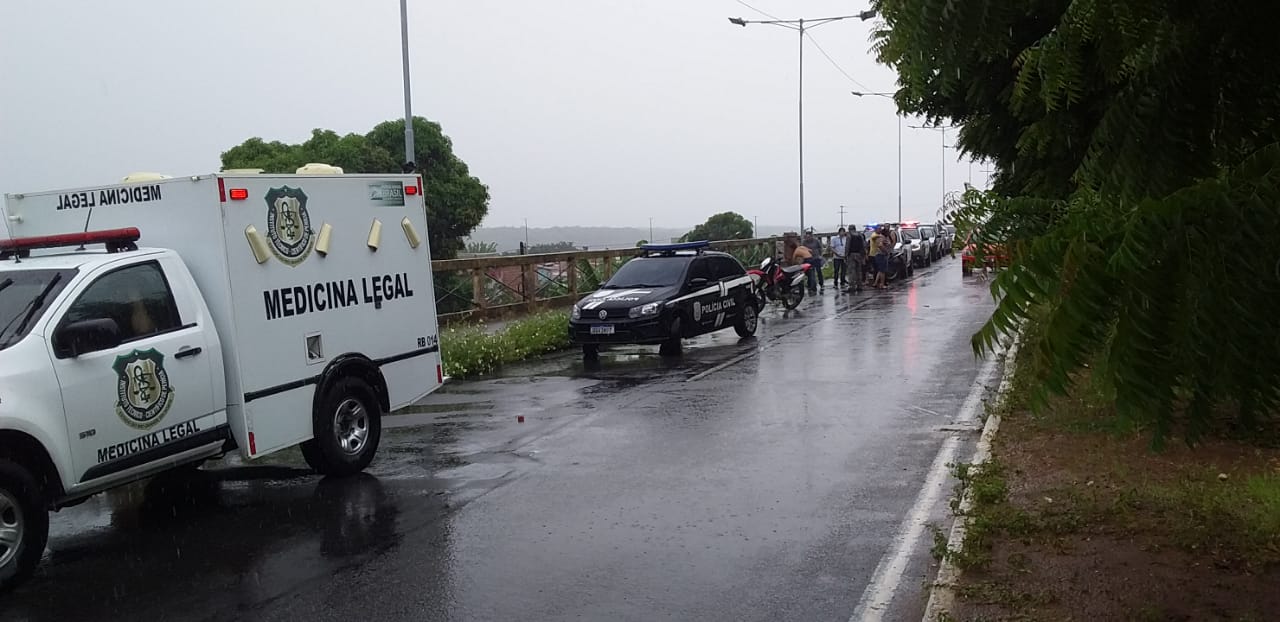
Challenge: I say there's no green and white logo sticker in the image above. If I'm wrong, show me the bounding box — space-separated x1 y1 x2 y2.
265 186 315 266
112 348 175 429
367 181 405 206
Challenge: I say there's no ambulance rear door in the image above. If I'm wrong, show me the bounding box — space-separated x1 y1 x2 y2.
218 173 442 459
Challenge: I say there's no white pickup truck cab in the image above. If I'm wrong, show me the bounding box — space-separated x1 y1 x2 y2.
0 168 443 590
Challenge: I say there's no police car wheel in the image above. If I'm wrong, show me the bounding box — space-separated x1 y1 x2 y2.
659 316 683 356
735 301 758 338
0 460 48 593
304 378 383 477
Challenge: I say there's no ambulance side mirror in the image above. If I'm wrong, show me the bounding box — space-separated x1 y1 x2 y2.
54 318 122 358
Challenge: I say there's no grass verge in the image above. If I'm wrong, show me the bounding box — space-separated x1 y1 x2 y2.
938 338 1280 621
440 310 570 379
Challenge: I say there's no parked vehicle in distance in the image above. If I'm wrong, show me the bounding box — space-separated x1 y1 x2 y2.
961 230 1011 275
863 223 913 281
918 224 946 261
897 222 931 268
943 223 960 253
569 241 758 358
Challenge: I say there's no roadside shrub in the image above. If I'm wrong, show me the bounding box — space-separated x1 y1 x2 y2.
441 310 570 378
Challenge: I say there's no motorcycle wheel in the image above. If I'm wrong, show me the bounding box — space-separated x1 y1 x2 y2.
782 283 805 310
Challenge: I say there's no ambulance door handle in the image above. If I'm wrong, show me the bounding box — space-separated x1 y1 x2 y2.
175 346 203 360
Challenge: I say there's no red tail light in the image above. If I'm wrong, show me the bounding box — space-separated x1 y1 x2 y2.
229 188 249 200
404 184 418 195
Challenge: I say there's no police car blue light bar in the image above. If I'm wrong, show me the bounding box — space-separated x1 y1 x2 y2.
641 240 709 255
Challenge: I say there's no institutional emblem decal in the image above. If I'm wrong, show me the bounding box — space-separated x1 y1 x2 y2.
693 300 703 322
112 349 175 429
265 186 315 265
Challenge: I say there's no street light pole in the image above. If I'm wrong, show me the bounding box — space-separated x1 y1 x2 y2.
851 91 902 221
730 9 877 234
897 114 902 223
797 18 804 233
399 0 415 170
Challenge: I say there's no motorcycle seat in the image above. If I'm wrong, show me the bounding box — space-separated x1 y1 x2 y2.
780 264 806 274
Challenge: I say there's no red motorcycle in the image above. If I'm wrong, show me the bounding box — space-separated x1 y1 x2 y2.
747 257 809 310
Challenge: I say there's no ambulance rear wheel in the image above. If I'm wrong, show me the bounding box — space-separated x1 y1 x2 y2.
303 377 383 477
0 459 48 593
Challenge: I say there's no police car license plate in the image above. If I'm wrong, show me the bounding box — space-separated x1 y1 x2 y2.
590 325 615 335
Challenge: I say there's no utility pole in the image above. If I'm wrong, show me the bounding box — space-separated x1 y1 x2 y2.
729 9 877 233
838 205 848 228
399 0 415 172
648 217 653 242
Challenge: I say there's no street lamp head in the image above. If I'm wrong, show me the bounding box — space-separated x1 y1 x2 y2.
858 9 877 21
851 91 865 97
728 17 748 26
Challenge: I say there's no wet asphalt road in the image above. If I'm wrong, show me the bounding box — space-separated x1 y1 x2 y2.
1 259 1002 622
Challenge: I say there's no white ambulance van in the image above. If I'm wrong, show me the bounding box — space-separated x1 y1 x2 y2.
0 167 443 590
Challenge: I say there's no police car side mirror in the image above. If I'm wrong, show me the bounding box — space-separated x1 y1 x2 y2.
55 318 122 358
687 277 710 290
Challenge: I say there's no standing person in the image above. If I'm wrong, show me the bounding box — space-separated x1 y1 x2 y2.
870 226 889 289
845 226 866 293
802 229 825 293
830 228 849 289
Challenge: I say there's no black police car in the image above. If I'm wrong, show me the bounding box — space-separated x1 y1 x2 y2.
569 241 759 358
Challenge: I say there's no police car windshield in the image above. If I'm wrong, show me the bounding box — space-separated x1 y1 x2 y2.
0 268 76 350
900 228 921 240
602 256 688 288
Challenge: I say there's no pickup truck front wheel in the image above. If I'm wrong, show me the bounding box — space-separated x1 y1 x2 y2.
0 460 48 593
302 377 383 477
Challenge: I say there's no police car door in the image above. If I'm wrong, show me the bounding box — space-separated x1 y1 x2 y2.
684 257 719 335
47 258 219 486
711 256 748 326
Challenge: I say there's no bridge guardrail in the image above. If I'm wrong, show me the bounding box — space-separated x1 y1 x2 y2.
430 232 841 324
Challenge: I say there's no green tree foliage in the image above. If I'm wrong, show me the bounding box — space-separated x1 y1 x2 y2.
527 241 579 254
221 117 489 260
681 212 754 242
874 0 1280 440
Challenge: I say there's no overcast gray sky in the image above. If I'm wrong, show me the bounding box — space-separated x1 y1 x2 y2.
0 0 982 230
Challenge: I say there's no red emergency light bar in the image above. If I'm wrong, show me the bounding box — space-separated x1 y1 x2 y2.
0 227 141 258
899 220 920 228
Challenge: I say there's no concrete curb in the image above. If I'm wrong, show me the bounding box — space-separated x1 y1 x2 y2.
920 336 1021 622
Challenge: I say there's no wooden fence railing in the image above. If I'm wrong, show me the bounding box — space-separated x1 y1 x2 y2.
430 232 840 324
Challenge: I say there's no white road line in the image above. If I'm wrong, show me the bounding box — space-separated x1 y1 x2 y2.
685 294 881 383
685 349 758 382
849 352 1000 622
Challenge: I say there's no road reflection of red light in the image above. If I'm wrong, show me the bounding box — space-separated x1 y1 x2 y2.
904 282 920 368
